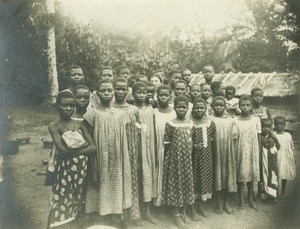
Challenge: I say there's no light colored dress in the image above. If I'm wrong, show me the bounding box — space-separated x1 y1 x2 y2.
83 107 132 215
211 115 237 192
234 116 261 183
274 132 296 180
162 120 195 207
154 108 176 206
137 106 158 202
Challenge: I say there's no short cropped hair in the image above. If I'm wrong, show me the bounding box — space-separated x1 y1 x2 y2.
274 116 286 124
132 82 147 93
116 64 130 75
157 84 172 94
169 70 181 78
150 73 163 83
261 118 273 127
174 95 189 106
113 77 128 88
225 85 236 94
73 85 90 95
97 79 112 89
180 68 191 75
212 95 226 105
200 83 210 88
56 90 75 105
136 75 149 82
251 87 263 96
239 95 253 105
193 97 207 106
70 64 82 71
174 80 188 89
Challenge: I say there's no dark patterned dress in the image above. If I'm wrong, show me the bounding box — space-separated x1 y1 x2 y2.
192 119 215 201
48 152 88 228
162 121 195 207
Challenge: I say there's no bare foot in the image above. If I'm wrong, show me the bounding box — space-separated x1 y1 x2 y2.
249 200 258 212
158 212 167 220
224 205 234 214
214 206 223 214
197 205 207 217
134 218 144 226
190 211 201 221
174 215 188 229
145 213 159 225
182 212 190 224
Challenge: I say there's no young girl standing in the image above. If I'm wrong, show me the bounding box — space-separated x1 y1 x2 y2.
192 98 215 217
163 95 199 229
132 82 159 225
251 88 272 120
274 116 296 199
154 85 176 218
72 85 90 121
211 96 237 214
47 91 96 228
234 95 261 211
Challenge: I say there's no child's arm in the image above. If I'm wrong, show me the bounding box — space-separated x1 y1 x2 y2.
48 122 76 158
270 132 280 150
266 108 272 120
74 123 97 156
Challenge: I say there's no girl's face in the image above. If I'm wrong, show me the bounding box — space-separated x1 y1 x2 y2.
252 90 263 105
274 120 285 132
262 124 272 135
70 68 84 86
212 99 226 116
151 76 161 88
97 82 114 104
174 101 188 119
201 85 211 100
226 89 235 100
239 99 252 115
114 81 128 102
190 85 201 100
203 66 214 82
59 97 76 119
182 70 192 83
216 83 226 97
101 69 114 82
119 68 130 80
193 102 207 119
174 83 187 97
157 89 171 106
146 86 155 100
133 87 147 104
74 89 90 109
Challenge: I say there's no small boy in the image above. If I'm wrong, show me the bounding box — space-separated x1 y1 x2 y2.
225 85 241 117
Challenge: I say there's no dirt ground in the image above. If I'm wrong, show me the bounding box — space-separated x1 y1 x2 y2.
0 106 300 229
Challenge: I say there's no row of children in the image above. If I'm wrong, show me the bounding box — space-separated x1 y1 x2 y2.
47 64 296 229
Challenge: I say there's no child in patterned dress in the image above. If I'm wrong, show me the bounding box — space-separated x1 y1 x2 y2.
163 95 199 229
47 90 96 228
191 98 215 217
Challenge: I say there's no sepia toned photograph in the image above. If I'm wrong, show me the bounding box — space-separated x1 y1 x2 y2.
0 0 299 228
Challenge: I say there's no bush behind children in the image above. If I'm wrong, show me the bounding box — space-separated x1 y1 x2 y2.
47 64 296 228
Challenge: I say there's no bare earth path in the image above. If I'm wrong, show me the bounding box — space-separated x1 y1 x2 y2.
0 107 299 229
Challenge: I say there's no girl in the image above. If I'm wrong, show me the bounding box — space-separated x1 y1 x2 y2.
48 90 96 228
150 73 163 90
250 88 272 120
163 95 199 229
274 116 296 199
154 85 176 219
83 80 132 224
189 84 202 103
192 98 215 217
112 78 143 226
260 118 280 204
67 65 85 93
234 95 261 211
211 96 237 214
72 85 90 120
132 82 159 225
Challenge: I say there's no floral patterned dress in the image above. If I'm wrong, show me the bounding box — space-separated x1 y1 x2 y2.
48 151 88 228
162 120 195 207
192 118 215 201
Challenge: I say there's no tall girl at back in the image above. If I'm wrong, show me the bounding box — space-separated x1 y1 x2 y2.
273 116 296 199
154 85 176 219
211 96 237 214
163 95 199 229
47 91 96 228
192 98 215 217
234 95 261 211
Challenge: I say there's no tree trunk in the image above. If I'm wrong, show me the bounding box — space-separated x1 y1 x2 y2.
46 0 58 104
